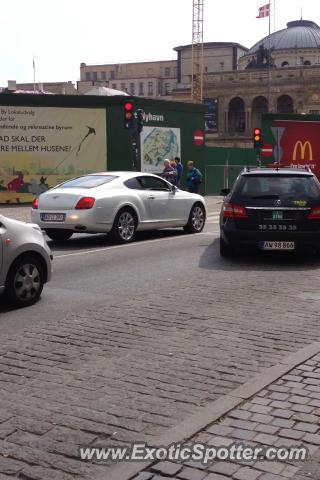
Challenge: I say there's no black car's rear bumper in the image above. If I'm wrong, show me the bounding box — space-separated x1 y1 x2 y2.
221 220 320 251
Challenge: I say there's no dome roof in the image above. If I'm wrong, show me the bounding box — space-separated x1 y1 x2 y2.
247 20 320 54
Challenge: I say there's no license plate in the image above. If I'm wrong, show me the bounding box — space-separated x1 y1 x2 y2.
272 211 283 220
260 241 295 251
40 213 65 222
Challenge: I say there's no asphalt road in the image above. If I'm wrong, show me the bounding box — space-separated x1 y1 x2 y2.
0 214 220 333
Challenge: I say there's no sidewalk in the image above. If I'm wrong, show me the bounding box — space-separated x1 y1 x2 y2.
110 347 320 480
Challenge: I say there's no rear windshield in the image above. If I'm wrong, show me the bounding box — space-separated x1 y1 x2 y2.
236 175 320 200
59 175 118 189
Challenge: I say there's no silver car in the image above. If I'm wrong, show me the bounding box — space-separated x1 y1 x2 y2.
31 172 206 243
0 216 52 307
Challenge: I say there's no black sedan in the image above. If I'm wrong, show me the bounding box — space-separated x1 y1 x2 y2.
219 167 320 256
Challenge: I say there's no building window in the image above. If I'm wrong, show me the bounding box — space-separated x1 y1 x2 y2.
220 62 224 70
164 83 171 95
92 72 98 81
85 72 91 81
112 83 117 90
309 110 319 114
148 81 153 95
121 83 127 92
165 67 171 77
139 82 144 95
129 83 135 95
101 71 106 80
304 60 311 66
281 61 289 67
110 71 115 80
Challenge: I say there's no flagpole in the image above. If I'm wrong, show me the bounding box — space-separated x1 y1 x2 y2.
268 1 272 112
33 57 36 93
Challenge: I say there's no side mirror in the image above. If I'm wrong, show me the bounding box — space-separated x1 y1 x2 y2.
171 185 178 194
220 188 230 196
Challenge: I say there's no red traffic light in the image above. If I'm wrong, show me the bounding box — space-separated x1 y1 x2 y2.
124 102 134 111
254 128 261 136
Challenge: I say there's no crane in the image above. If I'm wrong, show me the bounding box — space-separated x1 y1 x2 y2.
191 0 204 103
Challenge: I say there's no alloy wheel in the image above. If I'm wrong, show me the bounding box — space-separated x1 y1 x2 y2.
117 211 135 241
13 263 41 302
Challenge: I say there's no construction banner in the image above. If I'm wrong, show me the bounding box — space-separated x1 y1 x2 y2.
0 106 107 203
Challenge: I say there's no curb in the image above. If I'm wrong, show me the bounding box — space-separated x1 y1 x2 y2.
103 341 320 480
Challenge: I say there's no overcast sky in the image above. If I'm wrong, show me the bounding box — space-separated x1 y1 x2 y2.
0 0 319 87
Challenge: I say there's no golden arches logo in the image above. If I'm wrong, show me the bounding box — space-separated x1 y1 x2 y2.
293 141 313 161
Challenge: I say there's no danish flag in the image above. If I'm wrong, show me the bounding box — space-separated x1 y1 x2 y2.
256 3 270 18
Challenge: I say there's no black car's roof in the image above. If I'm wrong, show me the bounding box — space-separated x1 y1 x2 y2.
241 167 314 176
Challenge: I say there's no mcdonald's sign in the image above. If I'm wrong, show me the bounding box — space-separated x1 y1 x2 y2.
293 141 313 161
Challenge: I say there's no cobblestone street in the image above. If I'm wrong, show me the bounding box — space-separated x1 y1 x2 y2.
1 202 320 479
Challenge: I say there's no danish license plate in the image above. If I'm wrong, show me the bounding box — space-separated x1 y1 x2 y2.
40 213 65 222
260 241 295 251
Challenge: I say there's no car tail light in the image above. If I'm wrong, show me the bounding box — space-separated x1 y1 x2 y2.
75 197 95 210
223 203 248 218
308 207 320 219
32 197 39 209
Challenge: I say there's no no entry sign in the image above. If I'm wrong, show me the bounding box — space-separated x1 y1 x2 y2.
194 130 204 146
261 143 273 157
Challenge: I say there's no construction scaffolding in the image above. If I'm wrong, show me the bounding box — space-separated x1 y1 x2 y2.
191 0 204 103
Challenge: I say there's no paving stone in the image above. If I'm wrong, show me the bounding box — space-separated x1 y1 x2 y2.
303 433 320 445
207 461 240 475
294 422 319 433
252 397 271 406
151 462 183 476
206 425 234 436
271 418 295 429
279 465 300 478
229 420 258 431
271 410 293 419
203 474 229 480
231 428 257 441
269 401 292 410
20 465 80 480
291 404 314 413
251 414 274 424
278 428 305 440
254 424 279 435
269 393 290 401
288 396 310 405
254 433 279 445
0 456 26 475
177 466 207 480
229 410 252 420
255 462 285 475
233 466 262 480
249 404 273 415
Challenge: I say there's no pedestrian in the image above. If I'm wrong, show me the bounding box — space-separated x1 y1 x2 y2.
174 156 183 188
161 159 176 185
186 161 202 193
170 160 178 185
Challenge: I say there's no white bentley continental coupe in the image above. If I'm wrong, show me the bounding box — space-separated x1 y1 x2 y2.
31 172 206 243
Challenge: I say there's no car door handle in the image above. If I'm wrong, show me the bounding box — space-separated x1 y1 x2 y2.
147 195 155 200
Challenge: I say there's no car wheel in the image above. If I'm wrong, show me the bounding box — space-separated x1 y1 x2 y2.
109 208 137 243
219 237 234 257
184 203 206 233
45 229 73 242
5 255 44 307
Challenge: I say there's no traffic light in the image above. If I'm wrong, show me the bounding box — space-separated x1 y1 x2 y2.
136 109 144 133
124 101 134 129
253 128 263 149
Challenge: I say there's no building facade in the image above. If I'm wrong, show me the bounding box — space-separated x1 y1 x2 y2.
78 60 177 98
172 19 320 146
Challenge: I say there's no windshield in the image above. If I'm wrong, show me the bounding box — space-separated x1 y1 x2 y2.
58 175 118 189
237 175 320 200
